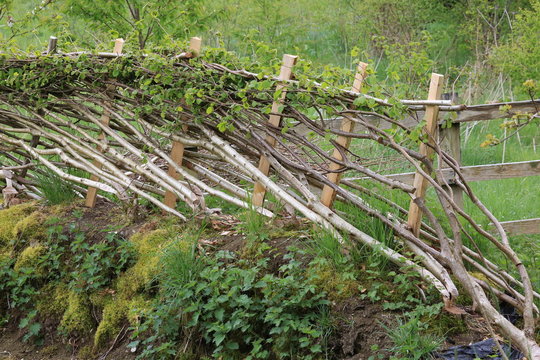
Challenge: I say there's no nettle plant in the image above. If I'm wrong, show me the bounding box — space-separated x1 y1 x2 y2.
0 216 134 343
133 251 330 359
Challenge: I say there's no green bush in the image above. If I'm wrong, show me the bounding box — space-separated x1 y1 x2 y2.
134 252 331 359
0 217 135 343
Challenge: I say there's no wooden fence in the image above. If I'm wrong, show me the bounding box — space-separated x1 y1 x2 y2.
344 98 540 235
2 36 539 236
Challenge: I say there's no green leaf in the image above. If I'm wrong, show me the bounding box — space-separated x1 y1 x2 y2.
214 333 226 346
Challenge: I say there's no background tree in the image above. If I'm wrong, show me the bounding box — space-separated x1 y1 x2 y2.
46 0 208 50
491 0 540 96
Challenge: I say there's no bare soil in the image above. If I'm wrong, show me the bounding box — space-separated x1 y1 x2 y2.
0 329 136 360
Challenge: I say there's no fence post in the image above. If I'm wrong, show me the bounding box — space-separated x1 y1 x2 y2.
162 37 202 210
440 92 463 209
84 38 125 208
320 62 368 208
407 73 444 236
251 54 298 208
47 36 58 54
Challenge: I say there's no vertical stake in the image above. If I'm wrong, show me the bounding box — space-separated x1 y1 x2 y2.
162 37 202 210
85 39 124 208
47 36 58 55
407 73 444 236
251 54 298 208
189 37 202 57
113 38 125 55
320 62 368 208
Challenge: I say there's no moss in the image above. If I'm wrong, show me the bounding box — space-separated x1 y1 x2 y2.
58 292 94 336
131 228 175 254
14 244 47 273
240 238 270 260
77 345 95 360
40 344 61 356
36 283 69 319
126 295 151 326
423 311 469 337
48 200 84 216
93 295 151 349
93 222 184 348
116 228 176 297
469 271 501 290
309 261 359 301
115 258 154 298
11 211 46 242
0 202 38 244
89 291 111 308
93 297 129 349
0 249 13 263
267 229 304 239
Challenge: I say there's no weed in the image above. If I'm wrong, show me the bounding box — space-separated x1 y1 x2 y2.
34 168 78 205
160 224 205 287
238 205 271 259
384 312 443 360
238 206 269 242
307 226 347 267
334 199 399 271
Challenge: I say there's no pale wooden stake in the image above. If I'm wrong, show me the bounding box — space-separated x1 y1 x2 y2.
320 62 368 208
113 38 125 54
251 54 298 208
188 37 202 57
162 37 202 210
85 39 125 208
407 73 444 236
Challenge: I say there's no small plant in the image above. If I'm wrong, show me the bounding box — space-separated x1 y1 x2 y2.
384 312 443 360
160 224 205 287
68 230 134 292
35 168 78 204
19 309 42 343
238 206 271 258
238 206 269 242
307 226 347 267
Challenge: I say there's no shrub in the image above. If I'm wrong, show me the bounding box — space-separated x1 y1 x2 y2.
134 252 331 359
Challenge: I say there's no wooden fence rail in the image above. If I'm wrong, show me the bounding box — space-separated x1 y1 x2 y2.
348 160 540 185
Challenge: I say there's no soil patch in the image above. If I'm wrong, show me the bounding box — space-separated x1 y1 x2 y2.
0 327 137 360
329 298 394 360
0 328 73 360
